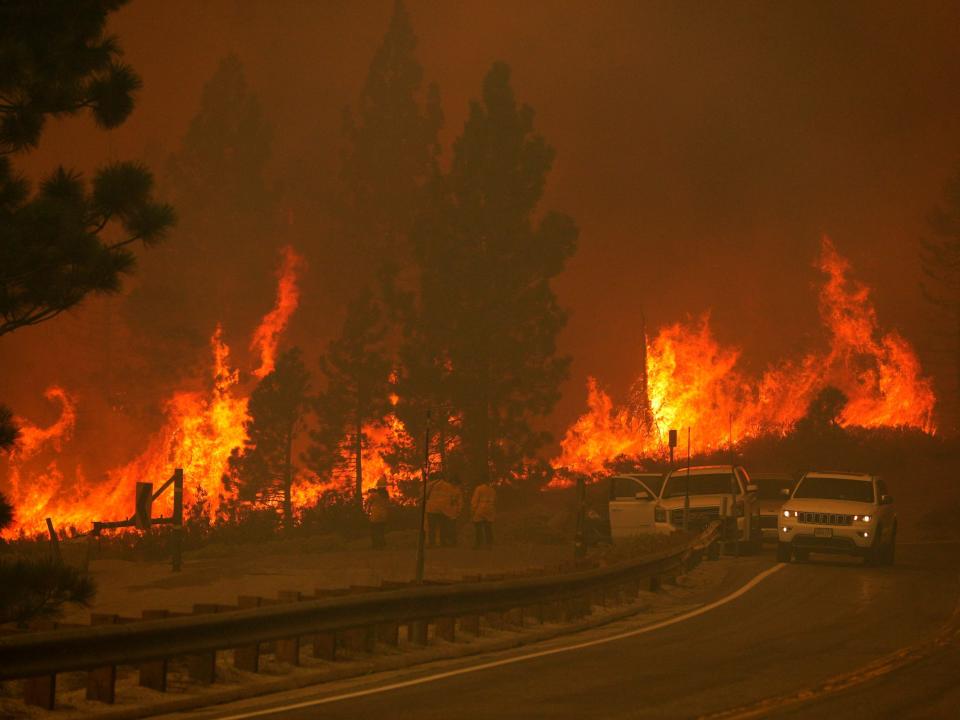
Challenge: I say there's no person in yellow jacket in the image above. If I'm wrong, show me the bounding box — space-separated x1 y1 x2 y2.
366 477 391 549
471 479 496 548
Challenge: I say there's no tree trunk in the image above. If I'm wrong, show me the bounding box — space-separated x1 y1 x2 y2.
282 422 293 529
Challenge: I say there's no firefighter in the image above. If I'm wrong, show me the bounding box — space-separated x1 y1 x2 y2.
366 477 390 549
471 478 496 548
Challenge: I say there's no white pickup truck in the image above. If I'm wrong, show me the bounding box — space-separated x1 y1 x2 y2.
654 465 761 546
607 473 665 539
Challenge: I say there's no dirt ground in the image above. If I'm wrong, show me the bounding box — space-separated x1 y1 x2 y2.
56 534 575 624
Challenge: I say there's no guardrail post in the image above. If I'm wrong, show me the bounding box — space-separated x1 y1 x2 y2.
275 591 302 666
435 616 456 642
86 613 118 703
339 627 374 654
24 674 56 710
408 620 429 646
139 610 169 691
24 621 57 709
233 597 262 672
458 614 481 636
187 604 218 683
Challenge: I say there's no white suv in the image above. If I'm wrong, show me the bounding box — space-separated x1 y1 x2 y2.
777 471 896 565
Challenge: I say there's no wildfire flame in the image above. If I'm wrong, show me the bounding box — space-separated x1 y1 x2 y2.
3 247 304 537
554 236 937 475
251 245 303 379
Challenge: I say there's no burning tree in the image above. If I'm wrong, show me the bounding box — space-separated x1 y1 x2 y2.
402 62 578 487
306 289 392 506
224 348 311 527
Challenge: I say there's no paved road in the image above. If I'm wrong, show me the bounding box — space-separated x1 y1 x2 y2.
176 543 960 720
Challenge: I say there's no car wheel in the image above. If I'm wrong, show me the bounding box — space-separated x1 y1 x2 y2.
776 542 791 563
881 528 896 566
865 535 882 566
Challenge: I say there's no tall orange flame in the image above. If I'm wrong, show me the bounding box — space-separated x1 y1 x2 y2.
554 237 937 474
251 245 303 379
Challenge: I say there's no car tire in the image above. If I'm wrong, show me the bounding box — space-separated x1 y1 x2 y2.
881 528 896 566
865 535 882 566
776 542 791 563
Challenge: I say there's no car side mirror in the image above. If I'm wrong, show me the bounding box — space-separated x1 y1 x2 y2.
779 488 791 497
881 494 893 505
746 484 758 493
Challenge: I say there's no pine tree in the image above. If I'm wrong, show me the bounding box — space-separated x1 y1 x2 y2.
340 0 442 276
306 289 392 505
125 54 275 378
921 167 960 426
224 348 310 526
404 63 577 486
0 1 173 451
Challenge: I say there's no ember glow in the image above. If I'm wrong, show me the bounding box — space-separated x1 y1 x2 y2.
554 237 937 475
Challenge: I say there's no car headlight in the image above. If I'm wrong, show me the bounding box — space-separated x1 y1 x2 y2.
853 514 872 522
782 509 797 518
654 506 666 523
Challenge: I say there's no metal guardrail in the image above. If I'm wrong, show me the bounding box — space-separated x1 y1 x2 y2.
0 522 720 708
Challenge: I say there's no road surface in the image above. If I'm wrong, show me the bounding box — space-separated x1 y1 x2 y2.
167 542 960 719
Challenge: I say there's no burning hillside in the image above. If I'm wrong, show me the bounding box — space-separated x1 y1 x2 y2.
554 237 937 475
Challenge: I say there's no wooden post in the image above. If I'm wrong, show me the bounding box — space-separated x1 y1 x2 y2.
435 617 455 642
376 621 400 646
233 597 261 672
458 614 481 636
45 518 62 563
139 610 169 691
274 591 301 665
172 468 183 573
86 614 118 703
24 675 56 710
186 604 217 683
408 620 429 645
312 632 336 661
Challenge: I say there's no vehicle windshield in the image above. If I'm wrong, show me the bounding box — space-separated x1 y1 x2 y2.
662 473 735 498
793 476 874 503
755 477 794 500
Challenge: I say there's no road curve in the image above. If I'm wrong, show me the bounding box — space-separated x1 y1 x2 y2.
172 543 960 720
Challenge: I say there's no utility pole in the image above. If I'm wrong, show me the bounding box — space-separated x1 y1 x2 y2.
683 427 691 532
415 410 431 585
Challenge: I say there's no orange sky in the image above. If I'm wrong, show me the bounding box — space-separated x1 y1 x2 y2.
5 0 960 457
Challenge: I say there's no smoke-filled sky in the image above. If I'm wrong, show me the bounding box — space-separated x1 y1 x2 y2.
5 0 960 454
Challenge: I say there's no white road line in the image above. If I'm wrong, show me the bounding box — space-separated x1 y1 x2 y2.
211 563 786 720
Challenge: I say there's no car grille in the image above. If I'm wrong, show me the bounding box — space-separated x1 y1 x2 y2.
759 515 779 529
670 506 720 527
798 512 853 526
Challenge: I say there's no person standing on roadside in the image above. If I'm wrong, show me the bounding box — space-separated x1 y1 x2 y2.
442 474 464 546
471 479 496 548
425 472 451 547
366 477 391 549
